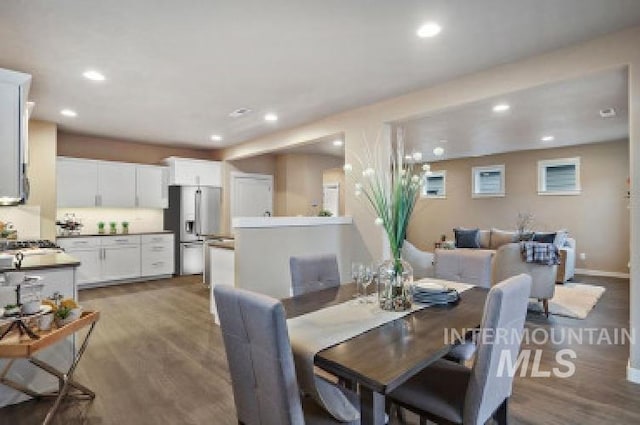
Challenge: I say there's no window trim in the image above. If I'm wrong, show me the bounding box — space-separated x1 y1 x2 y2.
471 164 505 198
537 157 581 196
422 170 447 199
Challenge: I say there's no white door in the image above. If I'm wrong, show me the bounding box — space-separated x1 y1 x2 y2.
136 165 168 208
232 174 274 218
98 161 137 207
102 246 141 281
57 158 99 207
323 183 340 217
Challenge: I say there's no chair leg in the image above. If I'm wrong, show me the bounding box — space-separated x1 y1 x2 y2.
494 398 508 425
542 299 549 317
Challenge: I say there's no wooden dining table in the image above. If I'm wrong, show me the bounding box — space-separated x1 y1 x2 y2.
282 282 488 425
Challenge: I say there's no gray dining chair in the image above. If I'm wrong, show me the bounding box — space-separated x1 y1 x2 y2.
389 273 531 425
213 285 359 425
289 254 341 296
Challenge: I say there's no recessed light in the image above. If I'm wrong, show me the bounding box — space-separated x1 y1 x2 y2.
433 147 445 156
599 108 616 118
412 152 423 161
210 134 223 142
332 139 343 147
60 109 77 117
541 135 555 142
492 103 510 113
264 113 278 122
417 22 442 38
82 70 106 81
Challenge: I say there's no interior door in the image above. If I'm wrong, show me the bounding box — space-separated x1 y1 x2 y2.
323 183 340 217
232 174 273 219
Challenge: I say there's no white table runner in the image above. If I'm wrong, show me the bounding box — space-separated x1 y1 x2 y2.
287 279 475 421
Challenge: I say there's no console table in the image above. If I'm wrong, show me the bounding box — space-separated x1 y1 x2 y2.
0 310 100 425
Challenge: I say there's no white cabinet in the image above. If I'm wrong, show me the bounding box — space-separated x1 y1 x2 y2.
141 234 174 277
165 157 222 187
56 158 169 208
98 161 137 208
209 246 235 324
57 158 99 207
58 233 173 287
136 165 169 208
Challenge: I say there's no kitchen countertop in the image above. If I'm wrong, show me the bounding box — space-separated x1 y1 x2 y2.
57 230 173 238
0 252 80 271
207 240 235 250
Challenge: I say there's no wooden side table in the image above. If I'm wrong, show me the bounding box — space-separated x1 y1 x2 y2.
0 311 100 425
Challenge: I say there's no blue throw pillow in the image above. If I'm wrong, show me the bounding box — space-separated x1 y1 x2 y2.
453 228 480 248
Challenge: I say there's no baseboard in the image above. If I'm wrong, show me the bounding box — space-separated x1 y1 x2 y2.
78 274 174 290
627 361 640 384
575 268 630 279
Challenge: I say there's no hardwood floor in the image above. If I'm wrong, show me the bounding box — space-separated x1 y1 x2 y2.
2 274 640 424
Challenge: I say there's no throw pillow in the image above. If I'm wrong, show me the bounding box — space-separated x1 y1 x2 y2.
533 232 557 244
554 230 569 248
453 228 481 249
401 240 434 279
490 228 517 250
478 230 491 249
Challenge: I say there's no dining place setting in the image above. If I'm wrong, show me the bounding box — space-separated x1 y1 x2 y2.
214 143 532 424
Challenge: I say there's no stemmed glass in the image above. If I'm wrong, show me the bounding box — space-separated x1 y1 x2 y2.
352 262 364 302
360 265 374 303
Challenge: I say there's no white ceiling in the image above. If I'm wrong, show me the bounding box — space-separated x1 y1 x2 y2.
398 68 629 162
275 133 345 158
1 0 639 149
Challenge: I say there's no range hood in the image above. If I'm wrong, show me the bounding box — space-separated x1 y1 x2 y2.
0 68 31 206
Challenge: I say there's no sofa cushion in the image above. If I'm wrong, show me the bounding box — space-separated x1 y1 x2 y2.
453 228 480 249
554 230 569 248
489 228 517 250
533 232 556 244
478 230 491 249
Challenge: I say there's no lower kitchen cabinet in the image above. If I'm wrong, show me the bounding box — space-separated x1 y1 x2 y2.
57 233 174 288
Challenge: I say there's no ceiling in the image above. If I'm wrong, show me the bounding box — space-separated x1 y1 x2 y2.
398 68 629 162
274 133 345 158
1 1 639 149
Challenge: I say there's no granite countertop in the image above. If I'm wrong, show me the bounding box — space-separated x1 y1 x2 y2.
57 230 173 238
0 253 80 272
207 240 235 250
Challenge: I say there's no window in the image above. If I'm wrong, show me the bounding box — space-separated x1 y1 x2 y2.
422 171 446 198
538 157 581 195
472 165 505 198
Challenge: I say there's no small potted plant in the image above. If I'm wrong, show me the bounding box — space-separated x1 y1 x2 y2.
109 222 117 235
54 299 82 327
318 209 333 217
121 221 130 234
98 221 105 235
3 304 20 317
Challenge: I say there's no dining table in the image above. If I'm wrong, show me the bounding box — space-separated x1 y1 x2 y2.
282 281 489 425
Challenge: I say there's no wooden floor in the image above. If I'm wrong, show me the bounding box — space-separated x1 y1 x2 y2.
2 274 640 424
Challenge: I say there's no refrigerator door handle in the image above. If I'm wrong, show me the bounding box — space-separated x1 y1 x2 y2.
194 188 202 236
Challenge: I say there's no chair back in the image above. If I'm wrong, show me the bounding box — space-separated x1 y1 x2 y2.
289 254 341 296
214 285 304 425
463 274 531 425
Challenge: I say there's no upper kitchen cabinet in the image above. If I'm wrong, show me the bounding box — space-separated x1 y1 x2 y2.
57 157 169 208
57 157 99 207
165 157 222 187
98 161 137 207
136 165 169 208
0 68 31 205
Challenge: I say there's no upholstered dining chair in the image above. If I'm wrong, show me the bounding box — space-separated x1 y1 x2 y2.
289 254 341 296
214 285 359 425
389 273 532 425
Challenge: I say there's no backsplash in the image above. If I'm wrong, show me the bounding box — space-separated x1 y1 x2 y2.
0 206 41 239
56 208 164 235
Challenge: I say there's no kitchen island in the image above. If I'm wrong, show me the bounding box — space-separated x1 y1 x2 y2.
0 253 80 408
231 216 354 299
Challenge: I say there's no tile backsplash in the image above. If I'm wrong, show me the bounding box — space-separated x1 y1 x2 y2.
57 208 164 235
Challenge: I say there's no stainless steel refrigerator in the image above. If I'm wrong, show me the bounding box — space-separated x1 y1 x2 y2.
164 186 221 275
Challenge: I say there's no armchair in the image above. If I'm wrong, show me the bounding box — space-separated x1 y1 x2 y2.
492 243 557 316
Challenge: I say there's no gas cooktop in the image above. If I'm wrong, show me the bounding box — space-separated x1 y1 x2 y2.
0 240 62 254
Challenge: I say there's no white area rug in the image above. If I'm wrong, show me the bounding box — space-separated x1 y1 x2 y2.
528 282 606 319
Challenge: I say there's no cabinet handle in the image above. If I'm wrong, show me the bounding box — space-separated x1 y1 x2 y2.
94 195 99 207
74 240 89 245
135 196 139 207
151 247 165 252
114 239 130 243
152 261 164 266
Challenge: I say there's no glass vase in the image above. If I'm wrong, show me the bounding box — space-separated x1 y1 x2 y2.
377 257 414 311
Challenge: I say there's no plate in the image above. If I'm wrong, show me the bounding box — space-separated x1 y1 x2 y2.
414 281 448 294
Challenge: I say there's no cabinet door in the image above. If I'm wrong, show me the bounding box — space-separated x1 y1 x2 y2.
102 245 141 281
66 248 102 286
136 165 168 208
141 242 174 277
57 158 99 207
98 161 137 207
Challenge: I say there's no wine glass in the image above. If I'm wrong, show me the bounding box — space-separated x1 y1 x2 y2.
351 262 363 302
360 265 374 303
